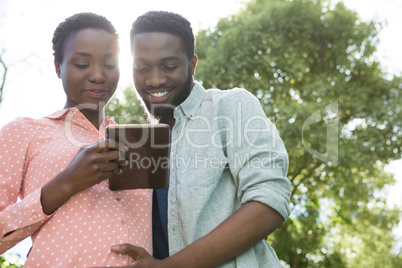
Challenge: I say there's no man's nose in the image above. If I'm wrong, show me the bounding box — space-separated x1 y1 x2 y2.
145 69 167 87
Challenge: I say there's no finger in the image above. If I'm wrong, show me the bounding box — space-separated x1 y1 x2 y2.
118 154 129 167
113 167 123 175
77 141 99 154
89 164 118 183
97 161 120 172
101 171 115 181
103 140 129 163
106 139 129 152
88 139 126 153
118 148 128 162
118 159 129 167
93 150 126 163
78 141 128 166
111 244 144 260
77 140 108 154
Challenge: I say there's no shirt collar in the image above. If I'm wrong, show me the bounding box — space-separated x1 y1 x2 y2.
45 108 73 119
178 81 206 119
45 107 115 130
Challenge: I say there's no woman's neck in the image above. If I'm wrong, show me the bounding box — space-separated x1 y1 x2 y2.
81 109 104 129
65 104 104 129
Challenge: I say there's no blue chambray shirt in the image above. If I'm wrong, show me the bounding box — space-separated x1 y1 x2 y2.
167 82 291 267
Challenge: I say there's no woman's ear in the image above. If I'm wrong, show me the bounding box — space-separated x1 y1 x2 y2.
54 61 61 78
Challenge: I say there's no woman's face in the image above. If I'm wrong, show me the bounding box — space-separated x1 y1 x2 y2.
55 28 119 110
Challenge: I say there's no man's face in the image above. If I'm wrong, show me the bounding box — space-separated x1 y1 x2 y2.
131 32 197 122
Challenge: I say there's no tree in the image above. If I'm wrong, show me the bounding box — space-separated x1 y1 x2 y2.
106 85 147 124
0 52 7 105
0 2 23 266
0 254 23 268
195 0 401 267
0 0 8 106
0 0 37 108
106 0 402 267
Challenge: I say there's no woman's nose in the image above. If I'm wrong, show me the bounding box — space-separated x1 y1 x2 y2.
89 65 106 83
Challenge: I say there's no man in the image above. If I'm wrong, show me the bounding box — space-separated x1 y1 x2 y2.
111 11 291 268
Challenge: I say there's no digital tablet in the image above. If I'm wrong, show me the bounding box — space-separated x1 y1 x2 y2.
106 124 170 190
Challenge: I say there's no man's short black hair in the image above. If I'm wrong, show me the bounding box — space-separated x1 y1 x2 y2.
52 12 118 64
130 11 195 60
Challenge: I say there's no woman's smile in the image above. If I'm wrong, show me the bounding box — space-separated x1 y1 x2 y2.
83 89 109 99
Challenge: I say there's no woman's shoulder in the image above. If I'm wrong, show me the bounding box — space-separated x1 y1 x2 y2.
2 116 35 128
0 116 43 138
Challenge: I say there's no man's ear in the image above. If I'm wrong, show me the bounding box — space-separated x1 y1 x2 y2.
54 61 61 78
190 54 198 75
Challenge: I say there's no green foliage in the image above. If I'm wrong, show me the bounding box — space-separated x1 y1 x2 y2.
195 0 402 267
107 0 402 267
0 53 7 105
0 254 24 268
105 85 147 124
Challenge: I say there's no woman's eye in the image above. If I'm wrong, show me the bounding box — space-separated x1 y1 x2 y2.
105 59 118 69
74 64 89 69
105 64 117 69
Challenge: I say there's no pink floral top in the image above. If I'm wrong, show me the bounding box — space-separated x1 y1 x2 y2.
0 108 152 267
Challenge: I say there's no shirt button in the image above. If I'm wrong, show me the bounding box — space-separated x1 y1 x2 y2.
116 198 121 201
121 220 126 225
32 214 38 220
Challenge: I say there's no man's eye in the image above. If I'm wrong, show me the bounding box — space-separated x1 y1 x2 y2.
134 66 149 72
162 65 177 71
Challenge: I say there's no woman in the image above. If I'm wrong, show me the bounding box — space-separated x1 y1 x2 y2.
0 13 152 267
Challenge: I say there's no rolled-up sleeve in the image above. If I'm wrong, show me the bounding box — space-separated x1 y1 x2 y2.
226 90 291 220
0 189 52 252
0 119 52 253
169 84 292 264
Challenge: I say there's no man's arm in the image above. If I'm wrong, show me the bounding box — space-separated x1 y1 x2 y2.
112 201 284 268
110 90 290 268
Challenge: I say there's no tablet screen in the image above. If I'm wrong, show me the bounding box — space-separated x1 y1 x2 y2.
106 124 170 190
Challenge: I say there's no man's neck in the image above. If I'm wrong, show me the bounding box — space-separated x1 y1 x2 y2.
158 116 175 130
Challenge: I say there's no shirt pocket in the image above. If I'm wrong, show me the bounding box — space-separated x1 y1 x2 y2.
175 146 228 188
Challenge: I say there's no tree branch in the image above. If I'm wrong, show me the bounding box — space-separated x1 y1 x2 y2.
0 53 7 104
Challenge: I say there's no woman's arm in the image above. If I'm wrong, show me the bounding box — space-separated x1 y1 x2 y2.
41 139 127 215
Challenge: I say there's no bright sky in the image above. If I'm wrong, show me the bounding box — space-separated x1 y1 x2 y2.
0 0 401 262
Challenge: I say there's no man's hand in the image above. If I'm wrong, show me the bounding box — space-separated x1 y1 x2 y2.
109 244 164 268
102 203 283 268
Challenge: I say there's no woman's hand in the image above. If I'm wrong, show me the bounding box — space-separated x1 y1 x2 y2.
60 139 127 194
41 139 128 215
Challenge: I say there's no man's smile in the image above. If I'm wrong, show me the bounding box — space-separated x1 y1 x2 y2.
150 91 169 97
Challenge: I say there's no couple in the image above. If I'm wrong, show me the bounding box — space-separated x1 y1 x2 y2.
0 11 291 267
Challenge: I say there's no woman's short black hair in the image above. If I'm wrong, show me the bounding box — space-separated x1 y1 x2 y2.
130 11 195 60
52 12 118 64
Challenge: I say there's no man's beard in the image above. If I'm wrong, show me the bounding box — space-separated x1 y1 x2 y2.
141 67 193 124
